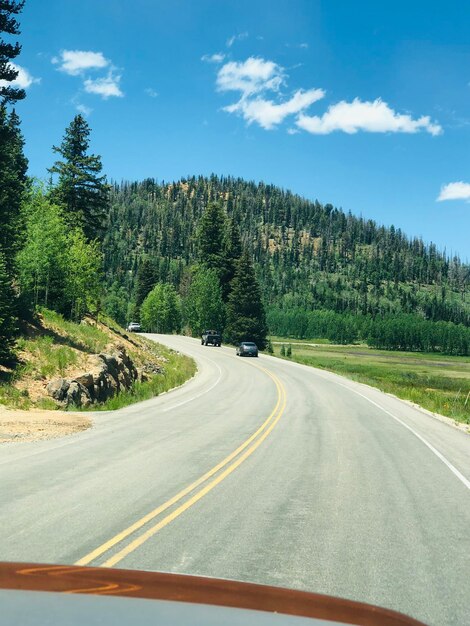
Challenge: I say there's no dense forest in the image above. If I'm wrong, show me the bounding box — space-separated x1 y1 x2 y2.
102 176 470 354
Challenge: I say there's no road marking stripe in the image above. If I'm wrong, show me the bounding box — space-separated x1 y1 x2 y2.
102 376 287 567
265 355 470 492
335 382 470 492
162 357 223 412
75 365 285 566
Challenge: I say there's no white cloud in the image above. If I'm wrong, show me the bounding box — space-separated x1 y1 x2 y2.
296 98 442 136
226 32 248 48
84 73 123 98
201 53 225 63
437 182 470 202
225 88 325 129
0 63 40 89
213 57 440 137
217 57 284 97
76 103 92 116
216 56 323 129
52 50 109 75
145 87 158 98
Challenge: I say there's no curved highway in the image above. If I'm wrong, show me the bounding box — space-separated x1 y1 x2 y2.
0 335 469 625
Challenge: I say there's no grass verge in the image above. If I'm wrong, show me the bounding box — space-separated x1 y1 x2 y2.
272 341 470 425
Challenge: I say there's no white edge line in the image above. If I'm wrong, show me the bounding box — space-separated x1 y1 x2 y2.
270 354 470 492
162 357 223 412
334 382 470 491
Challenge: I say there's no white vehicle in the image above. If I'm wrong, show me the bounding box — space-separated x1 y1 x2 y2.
127 322 141 332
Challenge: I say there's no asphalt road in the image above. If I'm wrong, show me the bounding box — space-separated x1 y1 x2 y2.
1 335 469 625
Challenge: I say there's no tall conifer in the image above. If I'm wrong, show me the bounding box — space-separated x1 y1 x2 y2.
49 115 109 241
225 251 268 349
0 105 27 274
0 0 26 104
0 250 16 364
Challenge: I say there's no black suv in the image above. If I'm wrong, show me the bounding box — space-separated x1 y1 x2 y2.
201 330 222 346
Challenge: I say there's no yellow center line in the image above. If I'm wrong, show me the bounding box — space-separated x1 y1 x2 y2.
75 364 285 567
102 372 287 567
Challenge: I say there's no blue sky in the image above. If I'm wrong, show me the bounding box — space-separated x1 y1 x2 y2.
6 0 470 258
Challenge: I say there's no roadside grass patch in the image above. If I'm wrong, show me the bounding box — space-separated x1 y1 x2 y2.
36 397 60 410
40 308 109 353
0 385 31 410
23 336 79 378
272 342 470 424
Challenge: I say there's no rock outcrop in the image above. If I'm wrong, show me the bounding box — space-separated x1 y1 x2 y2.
46 346 146 408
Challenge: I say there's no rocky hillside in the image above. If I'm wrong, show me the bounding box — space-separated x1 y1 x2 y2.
0 308 195 411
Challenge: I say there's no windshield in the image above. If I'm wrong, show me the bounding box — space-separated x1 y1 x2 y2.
1 2 469 626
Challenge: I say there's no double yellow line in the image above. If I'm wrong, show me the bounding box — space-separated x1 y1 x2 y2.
75 364 287 568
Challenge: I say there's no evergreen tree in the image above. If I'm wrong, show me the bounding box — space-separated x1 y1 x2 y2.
135 257 159 309
0 0 26 363
0 250 16 364
196 201 227 280
225 251 268 349
49 114 109 241
221 217 242 301
0 104 27 274
0 0 26 104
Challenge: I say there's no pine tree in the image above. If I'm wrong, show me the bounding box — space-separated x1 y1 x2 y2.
0 250 16 364
0 104 27 274
0 0 26 363
221 217 242 301
225 251 268 349
196 201 227 279
49 115 109 241
135 257 159 309
0 0 26 104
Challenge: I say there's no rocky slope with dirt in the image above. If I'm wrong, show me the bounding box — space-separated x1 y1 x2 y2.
0 309 195 442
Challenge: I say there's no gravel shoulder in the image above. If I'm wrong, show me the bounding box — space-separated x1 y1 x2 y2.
0 406 91 443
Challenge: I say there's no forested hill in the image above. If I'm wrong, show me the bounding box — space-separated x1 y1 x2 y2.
103 175 470 349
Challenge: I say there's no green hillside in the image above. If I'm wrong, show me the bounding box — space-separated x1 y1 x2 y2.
102 176 470 354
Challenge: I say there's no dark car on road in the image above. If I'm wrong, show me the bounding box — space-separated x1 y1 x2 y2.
201 330 222 346
236 341 259 357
